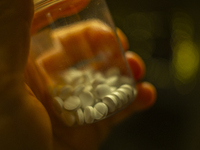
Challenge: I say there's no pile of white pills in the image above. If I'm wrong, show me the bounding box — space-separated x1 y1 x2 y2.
51 67 136 126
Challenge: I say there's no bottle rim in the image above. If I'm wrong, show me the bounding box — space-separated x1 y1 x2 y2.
34 0 62 11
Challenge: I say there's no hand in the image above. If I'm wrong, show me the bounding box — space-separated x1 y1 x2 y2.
0 0 156 150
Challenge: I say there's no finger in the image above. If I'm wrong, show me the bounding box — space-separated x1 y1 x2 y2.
126 51 146 81
109 82 156 125
116 28 129 51
132 82 156 111
0 0 33 98
0 0 33 78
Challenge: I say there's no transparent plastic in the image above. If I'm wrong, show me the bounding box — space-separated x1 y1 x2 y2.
27 0 137 126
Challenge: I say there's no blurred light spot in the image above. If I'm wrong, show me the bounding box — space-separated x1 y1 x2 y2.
171 12 194 42
171 11 199 94
172 41 199 84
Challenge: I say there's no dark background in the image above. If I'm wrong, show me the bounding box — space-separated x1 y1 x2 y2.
100 0 200 149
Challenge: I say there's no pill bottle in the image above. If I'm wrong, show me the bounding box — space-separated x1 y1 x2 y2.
26 0 137 126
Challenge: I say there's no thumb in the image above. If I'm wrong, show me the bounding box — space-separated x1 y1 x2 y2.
0 0 34 78
0 0 34 101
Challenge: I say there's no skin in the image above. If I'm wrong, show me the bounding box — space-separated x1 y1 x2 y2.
0 0 156 150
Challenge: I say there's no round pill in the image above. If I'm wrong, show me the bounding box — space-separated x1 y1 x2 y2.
92 77 106 89
111 92 123 109
94 102 108 120
94 72 104 79
120 84 135 100
62 111 76 126
94 84 112 99
82 69 93 84
120 84 133 90
73 76 85 86
84 85 93 92
110 86 117 92
106 75 119 87
113 91 126 105
102 95 118 112
119 87 133 101
84 106 95 124
63 96 81 111
79 90 94 109
52 97 64 113
73 84 85 96
76 108 84 125
59 85 73 100
116 88 129 104
63 68 83 84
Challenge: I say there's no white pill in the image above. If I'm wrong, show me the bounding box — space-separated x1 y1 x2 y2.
62 111 76 126
94 102 108 120
84 85 93 92
120 84 133 91
117 88 129 104
79 90 94 109
105 67 120 77
52 97 64 113
120 84 134 99
59 85 73 100
73 84 85 96
94 84 112 99
63 96 81 111
63 68 83 84
110 86 117 92
120 84 132 89
92 77 106 89
94 72 104 79
120 87 133 101
82 69 93 84
106 75 119 87
76 108 84 125
73 76 85 86
84 106 95 124
111 92 123 109
102 95 117 112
